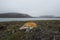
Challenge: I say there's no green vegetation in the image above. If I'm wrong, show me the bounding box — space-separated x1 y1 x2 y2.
0 20 60 40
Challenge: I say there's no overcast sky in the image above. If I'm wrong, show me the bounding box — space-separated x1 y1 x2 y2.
0 0 60 17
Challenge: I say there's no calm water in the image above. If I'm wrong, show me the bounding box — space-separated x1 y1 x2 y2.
0 18 60 22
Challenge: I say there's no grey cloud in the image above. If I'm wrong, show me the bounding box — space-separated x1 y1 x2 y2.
0 0 60 17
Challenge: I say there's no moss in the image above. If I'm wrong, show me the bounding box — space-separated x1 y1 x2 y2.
0 20 60 40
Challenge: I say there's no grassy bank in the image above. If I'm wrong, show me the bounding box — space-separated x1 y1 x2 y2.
0 20 60 40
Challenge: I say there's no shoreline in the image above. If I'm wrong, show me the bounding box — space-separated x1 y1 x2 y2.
0 18 60 22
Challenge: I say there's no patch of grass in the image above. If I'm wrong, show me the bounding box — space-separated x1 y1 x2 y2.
0 20 60 40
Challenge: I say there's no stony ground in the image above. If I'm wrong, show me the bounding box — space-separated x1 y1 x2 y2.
0 20 60 40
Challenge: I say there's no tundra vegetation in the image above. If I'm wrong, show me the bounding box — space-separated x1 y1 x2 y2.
0 20 60 40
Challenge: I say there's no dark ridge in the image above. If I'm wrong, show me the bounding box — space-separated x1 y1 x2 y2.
0 12 32 18
39 15 60 18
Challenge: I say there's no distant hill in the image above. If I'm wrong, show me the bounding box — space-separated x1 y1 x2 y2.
0 13 32 18
39 15 60 18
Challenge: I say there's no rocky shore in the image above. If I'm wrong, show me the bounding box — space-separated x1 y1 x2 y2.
0 20 60 40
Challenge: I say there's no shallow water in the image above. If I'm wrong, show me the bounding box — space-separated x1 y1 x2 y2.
0 18 60 22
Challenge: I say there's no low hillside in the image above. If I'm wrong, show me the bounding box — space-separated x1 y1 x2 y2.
0 13 32 18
